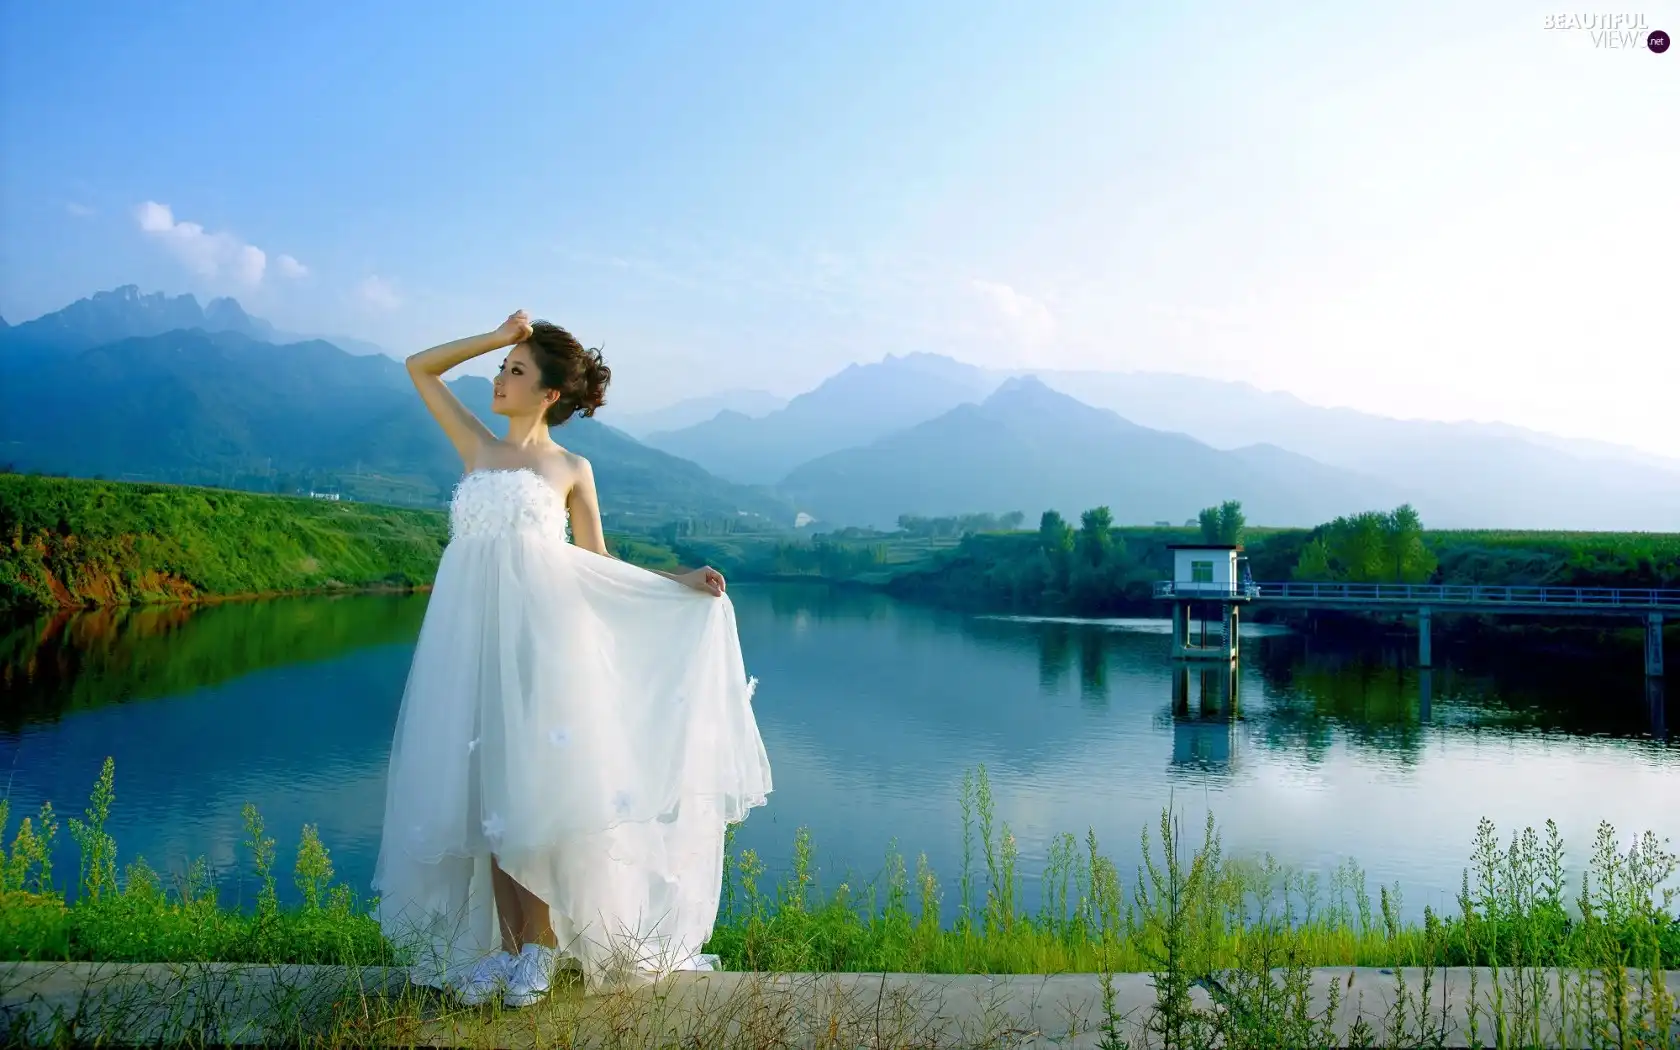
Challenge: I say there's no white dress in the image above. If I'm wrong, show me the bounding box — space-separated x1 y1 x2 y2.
372 467 773 991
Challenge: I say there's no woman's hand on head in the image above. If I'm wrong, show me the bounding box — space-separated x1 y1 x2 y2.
677 566 726 598
494 310 533 346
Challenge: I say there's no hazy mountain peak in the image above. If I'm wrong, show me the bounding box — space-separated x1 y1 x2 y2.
981 374 1138 429
205 296 277 341
1 286 316 359
643 350 1002 484
609 389 787 438
204 296 251 324
91 284 202 313
984 373 1056 401
799 351 993 404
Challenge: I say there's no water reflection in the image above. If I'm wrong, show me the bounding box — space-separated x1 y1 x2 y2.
1649 678 1669 742
0 587 1673 919
0 595 424 732
1029 622 1112 707
1168 663 1239 778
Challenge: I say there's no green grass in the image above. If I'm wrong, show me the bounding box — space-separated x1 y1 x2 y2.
3 760 1677 1048
4 760 1675 981
0 473 449 616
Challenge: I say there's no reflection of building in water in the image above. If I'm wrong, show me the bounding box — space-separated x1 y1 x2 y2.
1170 662 1240 773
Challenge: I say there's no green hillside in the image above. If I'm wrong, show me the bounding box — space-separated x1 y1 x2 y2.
0 470 692 618
0 473 686 617
0 473 448 616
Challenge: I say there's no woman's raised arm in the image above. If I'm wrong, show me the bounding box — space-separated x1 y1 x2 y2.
405 311 532 468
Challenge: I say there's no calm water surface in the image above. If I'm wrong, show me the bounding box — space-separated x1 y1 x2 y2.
1 585 1674 919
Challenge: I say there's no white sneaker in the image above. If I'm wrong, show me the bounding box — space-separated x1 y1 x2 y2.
454 950 514 1006
504 943 559 1007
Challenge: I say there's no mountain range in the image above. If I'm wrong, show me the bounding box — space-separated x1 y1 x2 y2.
643 352 997 484
645 354 1680 530
3 286 1676 532
0 285 392 360
0 292 791 527
607 389 786 439
779 377 1397 529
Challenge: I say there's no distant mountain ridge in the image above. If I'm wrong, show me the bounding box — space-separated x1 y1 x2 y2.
1 285 276 352
0 289 794 527
0 285 391 359
779 377 1397 529
10 286 1679 532
1028 368 1680 473
607 389 787 438
1025 369 1680 529
644 352 1002 483
636 350 1680 530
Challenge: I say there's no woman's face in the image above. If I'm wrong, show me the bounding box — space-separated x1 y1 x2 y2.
491 343 554 418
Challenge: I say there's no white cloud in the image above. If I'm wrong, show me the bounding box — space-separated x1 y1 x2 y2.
276 254 309 279
134 201 281 288
65 202 95 219
969 279 1056 347
357 275 401 311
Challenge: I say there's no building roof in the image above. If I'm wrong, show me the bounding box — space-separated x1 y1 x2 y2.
1165 543 1243 551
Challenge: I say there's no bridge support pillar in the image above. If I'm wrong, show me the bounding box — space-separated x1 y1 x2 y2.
1170 601 1238 661
1419 669 1433 722
1418 606 1433 668
1647 613 1664 678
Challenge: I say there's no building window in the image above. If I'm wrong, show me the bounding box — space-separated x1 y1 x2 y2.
1191 560 1213 584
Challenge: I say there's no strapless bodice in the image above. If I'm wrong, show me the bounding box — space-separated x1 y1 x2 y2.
449 468 572 542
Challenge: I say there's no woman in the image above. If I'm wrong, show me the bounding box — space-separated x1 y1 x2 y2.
372 311 772 1008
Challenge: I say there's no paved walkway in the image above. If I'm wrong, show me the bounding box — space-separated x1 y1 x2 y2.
2 961 1677 1047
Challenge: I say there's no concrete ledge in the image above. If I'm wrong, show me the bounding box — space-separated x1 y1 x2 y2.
2 961 1676 1048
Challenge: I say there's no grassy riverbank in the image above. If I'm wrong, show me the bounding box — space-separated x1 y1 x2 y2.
0 474 687 617
0 473 449 617
3 761 1674 978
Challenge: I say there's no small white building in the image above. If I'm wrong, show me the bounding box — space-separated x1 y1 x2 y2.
1168 543 1241 597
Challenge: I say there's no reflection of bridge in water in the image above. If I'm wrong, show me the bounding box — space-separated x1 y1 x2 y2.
1016 605 1670 784
1160 657 1669 778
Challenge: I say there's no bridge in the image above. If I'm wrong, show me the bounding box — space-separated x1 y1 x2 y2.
1151 580 1676 676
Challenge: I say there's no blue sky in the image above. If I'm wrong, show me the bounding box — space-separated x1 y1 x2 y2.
2 1 1676 453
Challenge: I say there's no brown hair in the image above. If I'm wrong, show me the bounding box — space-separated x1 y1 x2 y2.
525 321 610 426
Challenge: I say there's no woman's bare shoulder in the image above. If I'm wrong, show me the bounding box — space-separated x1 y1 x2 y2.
561 448 594 477
522 448 594 497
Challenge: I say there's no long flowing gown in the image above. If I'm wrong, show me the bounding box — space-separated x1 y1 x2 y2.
372 467 773 991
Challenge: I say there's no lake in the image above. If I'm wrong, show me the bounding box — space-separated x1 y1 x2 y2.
1 585 1675 921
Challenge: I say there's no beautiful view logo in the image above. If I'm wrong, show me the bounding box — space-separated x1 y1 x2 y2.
1541 12 1670 50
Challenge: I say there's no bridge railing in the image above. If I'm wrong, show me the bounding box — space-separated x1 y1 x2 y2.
1152 580 1680 608
1153 582 1262 599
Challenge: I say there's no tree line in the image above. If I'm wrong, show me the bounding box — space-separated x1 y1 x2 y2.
895 512 1027 539
884 499 1452 615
